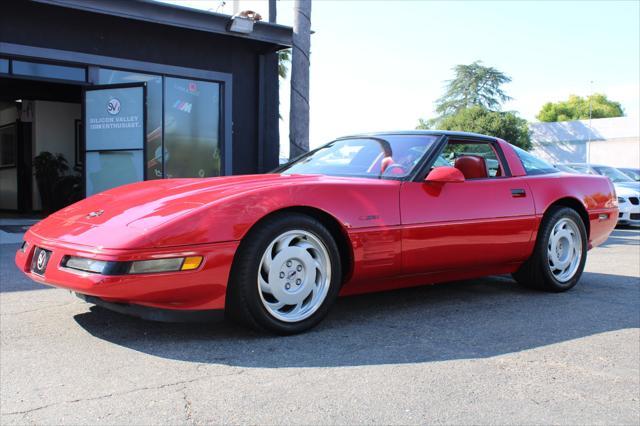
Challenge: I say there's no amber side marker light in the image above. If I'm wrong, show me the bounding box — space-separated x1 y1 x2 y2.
181 256 203 271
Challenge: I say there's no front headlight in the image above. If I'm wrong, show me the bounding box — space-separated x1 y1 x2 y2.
618 197 627 203
62 255 203 275
64 256 109 274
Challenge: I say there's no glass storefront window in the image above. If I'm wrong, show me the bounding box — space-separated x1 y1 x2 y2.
164 77 221 178
86 151 144 195
12 60 86 82
0 59 8 74
98 69 164 179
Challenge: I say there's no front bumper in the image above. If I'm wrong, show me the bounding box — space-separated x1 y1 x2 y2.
617 201 640 227
15 232 239 311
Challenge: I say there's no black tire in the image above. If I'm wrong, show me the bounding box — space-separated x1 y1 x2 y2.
225 212 342 335
512 206 587 292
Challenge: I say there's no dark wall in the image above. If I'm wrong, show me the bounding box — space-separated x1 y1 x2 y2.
1 0 281 174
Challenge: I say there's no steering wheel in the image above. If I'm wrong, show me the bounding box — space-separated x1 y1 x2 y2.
382 163 407 176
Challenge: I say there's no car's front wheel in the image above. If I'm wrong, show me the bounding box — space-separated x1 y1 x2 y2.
513 206 587 292
226 213 342 334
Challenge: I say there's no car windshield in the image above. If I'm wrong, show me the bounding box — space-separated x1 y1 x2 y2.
621 169 640 181
593 166 634 183
279 135 440 179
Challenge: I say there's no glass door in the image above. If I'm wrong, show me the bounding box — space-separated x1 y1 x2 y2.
83 83 146 197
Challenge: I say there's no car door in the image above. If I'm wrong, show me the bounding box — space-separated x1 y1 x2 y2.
400 138 537 275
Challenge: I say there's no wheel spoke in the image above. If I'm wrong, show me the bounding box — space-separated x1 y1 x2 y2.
259 275 271 294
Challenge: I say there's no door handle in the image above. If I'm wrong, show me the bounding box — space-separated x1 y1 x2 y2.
511 188 526 198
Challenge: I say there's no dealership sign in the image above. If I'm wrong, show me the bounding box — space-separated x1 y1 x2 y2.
85 87 144 151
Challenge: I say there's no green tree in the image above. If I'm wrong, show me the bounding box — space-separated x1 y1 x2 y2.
418 105 531 150
436 60 512 116
536 93 624 122
278 49 291 79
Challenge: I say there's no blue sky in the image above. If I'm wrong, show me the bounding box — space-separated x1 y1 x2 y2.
162 0 640 154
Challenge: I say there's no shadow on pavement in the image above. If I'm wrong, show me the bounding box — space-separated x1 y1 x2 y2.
599 227 640 248
73 271 640 368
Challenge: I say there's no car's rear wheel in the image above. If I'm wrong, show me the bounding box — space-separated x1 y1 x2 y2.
226 213 342 334
512 206 587 292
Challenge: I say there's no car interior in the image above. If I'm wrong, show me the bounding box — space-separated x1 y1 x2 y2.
433 140 504 180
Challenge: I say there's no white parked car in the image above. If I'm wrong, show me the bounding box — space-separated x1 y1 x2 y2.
566 163 640 227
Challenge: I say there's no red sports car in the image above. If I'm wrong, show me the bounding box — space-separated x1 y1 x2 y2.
16 131 618 334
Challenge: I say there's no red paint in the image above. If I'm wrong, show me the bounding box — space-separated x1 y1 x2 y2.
15 138 617 312
425 166 465 183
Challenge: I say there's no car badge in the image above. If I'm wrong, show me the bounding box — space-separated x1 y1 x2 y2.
86 210 104 218
36 250 47 270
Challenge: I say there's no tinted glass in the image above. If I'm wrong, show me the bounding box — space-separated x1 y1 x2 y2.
439 142 503 177
593 166 634 183
620 168 640 181
568 164 591 174
98 69 164 179
0 59 8 74
85 86 145 151
86 151 144 195
280 135 439 179
0 124 16 167
12 60 85 82
164 77 221 178
512 145 557 175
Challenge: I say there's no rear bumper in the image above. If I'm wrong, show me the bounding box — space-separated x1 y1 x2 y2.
15 232 239 311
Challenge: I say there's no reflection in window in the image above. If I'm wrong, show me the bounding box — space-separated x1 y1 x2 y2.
0 124 16 167
512 145 558 175
164 77 220 178
12 60 86 82
0 59 8 74
86 151 144 195
98 69 164 179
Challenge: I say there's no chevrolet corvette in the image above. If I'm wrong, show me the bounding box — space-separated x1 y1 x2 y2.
16 131 618 334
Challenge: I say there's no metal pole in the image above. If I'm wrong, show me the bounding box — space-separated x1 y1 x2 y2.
289 0 311 159
269 0 276 23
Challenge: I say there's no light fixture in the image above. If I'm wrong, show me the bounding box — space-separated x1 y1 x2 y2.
227 15 254 34
62 255 203 275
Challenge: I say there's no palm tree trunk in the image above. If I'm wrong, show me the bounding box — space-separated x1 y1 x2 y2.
289 0 311 159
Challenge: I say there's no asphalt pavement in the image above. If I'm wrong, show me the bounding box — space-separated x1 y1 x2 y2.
1 226 639 425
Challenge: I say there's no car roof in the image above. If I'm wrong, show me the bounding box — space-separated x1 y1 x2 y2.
338 130 498 142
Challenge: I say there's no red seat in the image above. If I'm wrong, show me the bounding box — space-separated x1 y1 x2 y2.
454 155 488 179
381 156 394 173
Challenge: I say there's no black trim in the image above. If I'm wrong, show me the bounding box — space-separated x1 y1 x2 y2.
33 0 293 48
75 293 224 323
511 188 526 198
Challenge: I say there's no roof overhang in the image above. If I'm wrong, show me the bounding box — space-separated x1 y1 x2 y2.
32 0 293 49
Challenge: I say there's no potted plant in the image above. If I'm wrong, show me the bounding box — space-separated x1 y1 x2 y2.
33 152 71 214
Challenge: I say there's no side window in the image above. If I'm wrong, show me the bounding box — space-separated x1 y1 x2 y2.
511 145 557 175
438 141 505 178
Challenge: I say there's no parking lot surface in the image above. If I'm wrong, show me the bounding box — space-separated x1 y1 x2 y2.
1 227 639 425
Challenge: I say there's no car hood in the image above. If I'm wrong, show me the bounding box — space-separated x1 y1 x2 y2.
28 174 323 249
614 181 640 196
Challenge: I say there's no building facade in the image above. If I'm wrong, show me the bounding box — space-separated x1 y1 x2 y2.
0 0 291 212
530 116 640 168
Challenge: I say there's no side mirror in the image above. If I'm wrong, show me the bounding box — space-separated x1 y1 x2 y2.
425 166 465 184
